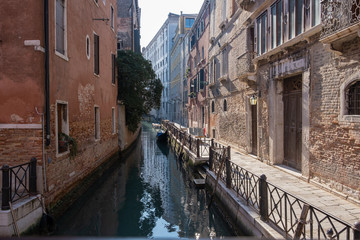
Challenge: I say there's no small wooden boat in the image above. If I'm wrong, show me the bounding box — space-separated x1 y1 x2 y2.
156 130 168 143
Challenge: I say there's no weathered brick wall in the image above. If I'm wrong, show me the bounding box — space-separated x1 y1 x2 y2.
310 38 360 199
0 129 42 166
44 106 119 205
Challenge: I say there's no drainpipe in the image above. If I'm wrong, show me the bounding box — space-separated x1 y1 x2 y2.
44 0 50 146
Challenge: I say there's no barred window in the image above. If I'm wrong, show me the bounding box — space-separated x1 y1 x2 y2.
347 81 360 115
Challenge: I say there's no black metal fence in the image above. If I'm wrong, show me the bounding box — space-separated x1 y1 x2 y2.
209 154 359 240
1 158 37 210
163 120 360 240
164 121 214 159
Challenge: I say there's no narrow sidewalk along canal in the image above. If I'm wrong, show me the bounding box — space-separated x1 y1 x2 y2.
53 122 238 238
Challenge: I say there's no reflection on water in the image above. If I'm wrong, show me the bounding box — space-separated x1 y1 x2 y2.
55 122 235 238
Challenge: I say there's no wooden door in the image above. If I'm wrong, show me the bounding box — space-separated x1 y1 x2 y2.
284 75 302 171
251 104 257 155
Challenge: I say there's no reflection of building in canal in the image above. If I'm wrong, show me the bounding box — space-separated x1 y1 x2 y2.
56 138 142 236
141 128 214 238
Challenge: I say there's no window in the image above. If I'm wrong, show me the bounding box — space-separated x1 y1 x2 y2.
110 6 114 29
255 0 320 56
271 1 283 49
224 99 227 111
55 0 66 56
311 0 320 26
347 81 360 115
112 108 116 134
95 106 100 139
222 0 227 21
211 101 215 113
56 101 69 154
256 11 268 55
112 54 116 84
222 48 228 76
200 69 205 90
289 0 304 39
185 18 195 28
94 33 100 75
86 35 90 59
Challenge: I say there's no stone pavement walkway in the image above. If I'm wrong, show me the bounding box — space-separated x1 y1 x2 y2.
164 122 360 227
227 146 360 225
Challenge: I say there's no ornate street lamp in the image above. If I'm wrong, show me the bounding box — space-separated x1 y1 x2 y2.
249 94 257 105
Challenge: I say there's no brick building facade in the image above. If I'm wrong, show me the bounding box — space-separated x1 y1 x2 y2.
179 0 360 200
187 1 210 136
116 0 141 53
0 0 120 206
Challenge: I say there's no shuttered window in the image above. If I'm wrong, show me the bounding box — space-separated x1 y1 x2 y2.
55 0 65 55
94 34 100 75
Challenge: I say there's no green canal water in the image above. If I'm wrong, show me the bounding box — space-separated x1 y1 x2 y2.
54 122 237 238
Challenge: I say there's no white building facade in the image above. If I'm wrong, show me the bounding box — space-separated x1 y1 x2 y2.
143 13 179 120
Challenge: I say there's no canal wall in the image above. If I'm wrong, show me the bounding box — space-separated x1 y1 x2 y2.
205 168 283 239
48 128 142 219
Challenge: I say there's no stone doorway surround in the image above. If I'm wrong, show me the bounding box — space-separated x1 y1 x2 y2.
268 62 310 179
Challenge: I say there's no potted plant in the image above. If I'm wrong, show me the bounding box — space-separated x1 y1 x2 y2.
59 132 78 158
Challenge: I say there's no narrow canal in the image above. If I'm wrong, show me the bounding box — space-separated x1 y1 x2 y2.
54 122 237 238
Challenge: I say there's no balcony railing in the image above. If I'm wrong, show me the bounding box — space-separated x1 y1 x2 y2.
1 158 37 210
321 0 360 39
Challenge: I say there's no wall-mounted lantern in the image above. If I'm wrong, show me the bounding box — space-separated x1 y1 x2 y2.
249 94 257 105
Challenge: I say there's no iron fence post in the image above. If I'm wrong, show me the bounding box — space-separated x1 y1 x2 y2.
2 165 10 210
354 221 360 240
225 157 232 188
211 139 214 148
197 139 200 158
209 147 213 171
259 174 268 221
29 157 37 194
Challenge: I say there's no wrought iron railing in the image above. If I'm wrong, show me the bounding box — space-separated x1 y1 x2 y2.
1 158 37 210
321 0 360 38
163 120 359 239
209 152 359 239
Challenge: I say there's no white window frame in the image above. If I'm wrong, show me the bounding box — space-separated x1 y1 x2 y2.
340 72 360 123
93 0 99 7
56 100 69 156
255 0 321 57
86 35 91 60
55 0 68 61
110 5 114 30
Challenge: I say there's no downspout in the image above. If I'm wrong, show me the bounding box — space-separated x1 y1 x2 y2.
44 0 50 146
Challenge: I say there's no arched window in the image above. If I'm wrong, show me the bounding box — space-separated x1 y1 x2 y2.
224 99 227 111
346 81 360 115
211 101 215 113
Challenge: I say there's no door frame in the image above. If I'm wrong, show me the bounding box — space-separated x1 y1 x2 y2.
268 71 310 177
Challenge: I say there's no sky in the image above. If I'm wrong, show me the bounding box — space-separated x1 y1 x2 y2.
138 0 204 48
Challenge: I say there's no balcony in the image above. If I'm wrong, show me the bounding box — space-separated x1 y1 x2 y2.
320 0 360 43
236 52 255 81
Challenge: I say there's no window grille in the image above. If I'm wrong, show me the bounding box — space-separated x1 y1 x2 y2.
347 81 360 115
